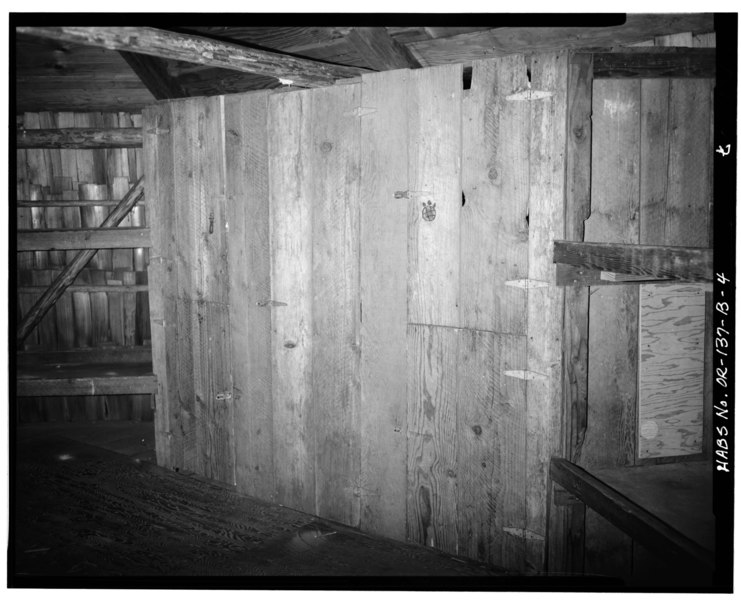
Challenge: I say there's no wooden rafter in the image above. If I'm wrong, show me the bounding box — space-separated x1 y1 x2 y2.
580 47 716 79
344 27 422 70
16 176 145 344
119 51 191 99
16 26 371 87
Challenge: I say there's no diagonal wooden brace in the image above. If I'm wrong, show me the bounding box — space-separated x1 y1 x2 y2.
16 176 145 345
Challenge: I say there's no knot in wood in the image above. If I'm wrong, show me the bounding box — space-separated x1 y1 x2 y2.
471 425 483 436
320 141 333 153
487 167 499 182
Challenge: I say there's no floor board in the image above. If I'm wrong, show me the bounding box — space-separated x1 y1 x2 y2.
12 430 507 579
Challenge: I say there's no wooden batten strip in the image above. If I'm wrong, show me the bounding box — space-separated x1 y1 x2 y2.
17 127 142 149
18 228 151 251
18 284 148 294
16 177 145 344
18 26 370 88
17 199 146 207
553 241 712 283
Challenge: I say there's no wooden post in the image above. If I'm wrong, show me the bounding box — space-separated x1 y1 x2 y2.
16 176 145 345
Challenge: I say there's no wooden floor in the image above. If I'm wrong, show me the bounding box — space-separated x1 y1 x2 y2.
14 421 522 587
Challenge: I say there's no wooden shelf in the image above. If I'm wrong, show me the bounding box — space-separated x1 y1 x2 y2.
550 457 714 570
16 351 156 397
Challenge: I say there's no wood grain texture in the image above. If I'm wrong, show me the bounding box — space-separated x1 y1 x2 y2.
639 285 706 457
345 27 421 70
581 77 642 580
407 324 458 555
18 27 369 88
310 84 362 526
637 52 713 459
456 330 527 569
269 89 315 514
407 15 714 67
358 68 409 541
582 78 641 471
549 52 593 575
142 102 179 469
407 63 462 327
224 91 275 500
524 52 567 573
460 55 529 334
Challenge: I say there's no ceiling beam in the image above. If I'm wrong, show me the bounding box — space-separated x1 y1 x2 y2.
408 14 715 66
16 26 371 88
118 51 191 99
344 27 421 70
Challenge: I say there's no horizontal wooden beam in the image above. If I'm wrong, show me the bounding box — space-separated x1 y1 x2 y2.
549 458 714 569
17 26 370 88
18 227 151 251
118 50 191 100
18 284 148 294
577 48 716 79
17 346 152 367
16 127 142 149
17 375 158 397
553 241 712 284
17 199 146 207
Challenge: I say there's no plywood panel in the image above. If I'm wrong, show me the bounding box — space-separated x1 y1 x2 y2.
407 324 458 554
224 91 275 500
407 63 462 327
310 84 362 526
358 68 410 540
524 52 567 572
639 285 706 457
456 330 527 568
269 89 315 514
460 55 529 334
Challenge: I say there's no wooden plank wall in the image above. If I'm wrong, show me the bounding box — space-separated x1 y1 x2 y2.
16 111 152 423
578 32 715 582
145 53 568 572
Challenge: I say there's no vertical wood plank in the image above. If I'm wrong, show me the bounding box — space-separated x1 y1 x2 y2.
407 324 458 555
143 102 179 469
359 68 410 540
549 51 593 575
456 330 527 568
582 76 641 579
460 55 529 334
407 64 462 327
582 78 641 470
190 96 233 484
224 91 275 500
269 89 315 513
310 84 362 525
524 51 568 572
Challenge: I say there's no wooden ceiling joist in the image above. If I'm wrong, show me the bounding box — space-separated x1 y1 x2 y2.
407 14 715 66
344 27 422 70
16 26 371 88
119 51 191 100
